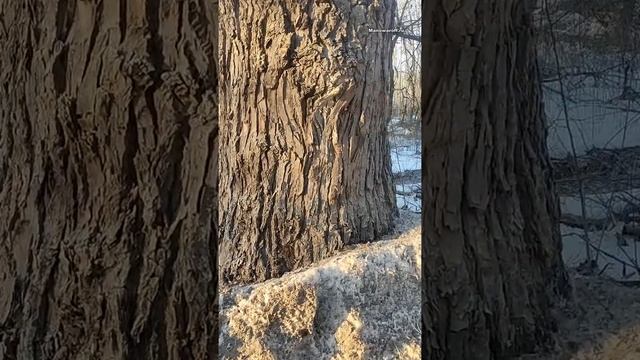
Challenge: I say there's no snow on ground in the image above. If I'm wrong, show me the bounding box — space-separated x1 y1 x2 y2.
560 188 640 218
395 183 421 213
390 139 422 213
561 225 640 283
545 80 640 157
523 188 640 359
218 212 421 360
390 139 421 174
560 189 640 283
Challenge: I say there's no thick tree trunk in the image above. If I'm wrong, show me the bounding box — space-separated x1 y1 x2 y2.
219 0 398 284
0 1 218 359
422 1 570 359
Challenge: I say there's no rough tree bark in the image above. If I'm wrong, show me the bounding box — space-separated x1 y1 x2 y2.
0 1 218 359
219 0 398 284
422 1 570 359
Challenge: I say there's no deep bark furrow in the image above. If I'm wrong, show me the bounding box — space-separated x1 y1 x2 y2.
119 0 127 43
81 1 104 83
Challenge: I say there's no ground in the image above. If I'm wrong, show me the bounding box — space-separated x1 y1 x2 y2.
390 138 422 213
218 211 421 360
521 147 640 359
219 143 640 360
218 211 640 360
517 273 640 360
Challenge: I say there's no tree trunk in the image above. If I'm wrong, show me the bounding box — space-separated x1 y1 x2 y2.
422 1 570 359
218 0 398 284
0 1 218 359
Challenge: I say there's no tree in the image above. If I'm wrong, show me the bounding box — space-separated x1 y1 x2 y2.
218 0 398 284
0 1 218 359
422 1 571 359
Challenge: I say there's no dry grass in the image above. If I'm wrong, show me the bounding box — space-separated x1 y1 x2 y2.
219 212 421 359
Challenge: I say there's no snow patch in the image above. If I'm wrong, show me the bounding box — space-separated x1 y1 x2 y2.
560 188 640 283
390 140 421 174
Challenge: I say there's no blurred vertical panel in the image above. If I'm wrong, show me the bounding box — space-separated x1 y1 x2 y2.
0 1 219 358
422 1 570 359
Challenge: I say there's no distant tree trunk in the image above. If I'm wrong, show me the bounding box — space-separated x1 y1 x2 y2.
0 1 218 359
423 1 570 359
219 0 397 284
620 0 636 53
620 0 637 100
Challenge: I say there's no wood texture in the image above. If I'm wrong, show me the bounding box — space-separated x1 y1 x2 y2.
0 1 218 359
422 1 571 359
218 0 398 284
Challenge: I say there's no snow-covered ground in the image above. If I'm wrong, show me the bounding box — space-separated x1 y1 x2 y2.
390 139 422 213
560 189 640 283
544 80 640 157
517 273 640 360
390 140 421 174
395 183 421 213
560 189 640 219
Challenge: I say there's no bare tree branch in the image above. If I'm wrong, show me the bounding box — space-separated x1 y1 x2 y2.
394 31 421 42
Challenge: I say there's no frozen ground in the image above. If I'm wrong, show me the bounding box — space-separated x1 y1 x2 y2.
395 183 421 213
517 273 640 360
218 212 421 360
390 139 422 213
544 80 640 157
522 187 640 359
390 140 421 174
560 189 640 219
560 189 640 283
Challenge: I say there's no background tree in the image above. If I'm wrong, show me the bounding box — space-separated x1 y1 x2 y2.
422 1 570 359
389 0 421 141
387 0 422 214
0 1 218 359
218 0 398 284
